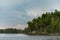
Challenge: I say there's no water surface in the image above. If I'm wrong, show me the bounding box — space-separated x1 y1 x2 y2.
0 34 60 40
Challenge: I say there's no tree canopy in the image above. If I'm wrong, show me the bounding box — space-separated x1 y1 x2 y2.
25 10 60 35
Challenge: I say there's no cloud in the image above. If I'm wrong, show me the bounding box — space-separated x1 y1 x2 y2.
0 24 27 30
0 0 30 26
26 8 43 17
0 0 29 7
0 0 60 29
26 7 55 18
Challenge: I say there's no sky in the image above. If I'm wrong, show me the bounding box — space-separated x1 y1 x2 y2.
0 0 60 29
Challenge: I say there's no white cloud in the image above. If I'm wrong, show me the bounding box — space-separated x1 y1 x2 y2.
26 7 50 17
26 7 57 18
0 24 27 30
26 8 41 17
16 25 27 30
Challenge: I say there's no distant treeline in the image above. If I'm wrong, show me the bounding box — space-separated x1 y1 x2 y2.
24 10 60 35
0 28 24 33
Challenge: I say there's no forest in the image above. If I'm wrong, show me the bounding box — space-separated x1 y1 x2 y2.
24 10 60 35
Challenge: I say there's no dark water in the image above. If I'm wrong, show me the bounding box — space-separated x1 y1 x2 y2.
0 34 60 40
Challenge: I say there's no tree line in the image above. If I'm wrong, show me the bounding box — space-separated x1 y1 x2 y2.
0 28 24 33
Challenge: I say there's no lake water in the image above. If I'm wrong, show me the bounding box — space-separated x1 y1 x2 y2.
0 34 60 40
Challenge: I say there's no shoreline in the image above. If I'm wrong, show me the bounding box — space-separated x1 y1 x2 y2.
0 33 60 36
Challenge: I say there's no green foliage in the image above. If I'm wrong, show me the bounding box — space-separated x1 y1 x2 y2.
25 10 60 35
0 28 23 33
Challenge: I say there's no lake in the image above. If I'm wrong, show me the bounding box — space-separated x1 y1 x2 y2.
0 34 60 40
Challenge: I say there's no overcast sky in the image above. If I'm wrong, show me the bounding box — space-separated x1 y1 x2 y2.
0 0 60 29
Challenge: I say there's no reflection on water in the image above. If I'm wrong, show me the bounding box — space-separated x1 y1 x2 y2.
0 34 60 40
